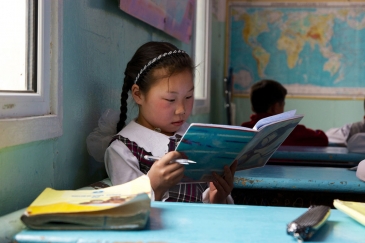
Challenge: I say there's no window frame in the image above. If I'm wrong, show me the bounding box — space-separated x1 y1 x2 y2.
192 0 211 115
0 0 63 149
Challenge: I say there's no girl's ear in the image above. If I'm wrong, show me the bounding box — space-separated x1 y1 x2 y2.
131 84 144 105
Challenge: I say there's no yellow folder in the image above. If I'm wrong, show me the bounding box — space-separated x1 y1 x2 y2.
333 199 365 226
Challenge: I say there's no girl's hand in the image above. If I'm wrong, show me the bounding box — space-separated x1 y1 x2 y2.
148 151 185 200
209 160 238 204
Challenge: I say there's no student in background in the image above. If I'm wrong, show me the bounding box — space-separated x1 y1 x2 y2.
89 41 236 204
326 99 365 152
241 79 328 146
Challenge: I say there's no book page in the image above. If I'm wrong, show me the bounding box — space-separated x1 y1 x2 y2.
235 115 303 171
183 123 255 131
253 110 297 130
176 124 257 182
176 114 303 182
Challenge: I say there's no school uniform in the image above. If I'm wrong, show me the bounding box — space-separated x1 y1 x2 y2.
105 119 234 203
241 113 328 146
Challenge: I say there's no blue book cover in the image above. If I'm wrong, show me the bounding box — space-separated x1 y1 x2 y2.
176 110 303 182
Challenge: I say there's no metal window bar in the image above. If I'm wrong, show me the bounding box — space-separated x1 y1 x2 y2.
26 0 37 93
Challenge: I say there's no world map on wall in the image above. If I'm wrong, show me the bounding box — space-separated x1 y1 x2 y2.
227 2 365 98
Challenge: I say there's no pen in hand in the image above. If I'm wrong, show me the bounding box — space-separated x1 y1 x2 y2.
143 155 197 165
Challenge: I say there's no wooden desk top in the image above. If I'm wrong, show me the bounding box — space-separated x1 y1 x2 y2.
234 165 365 193
14 202 364 243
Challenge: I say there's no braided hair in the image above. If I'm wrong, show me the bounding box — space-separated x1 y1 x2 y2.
116 41 194 133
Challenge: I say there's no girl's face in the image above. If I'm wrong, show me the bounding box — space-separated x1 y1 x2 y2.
133 68 194 136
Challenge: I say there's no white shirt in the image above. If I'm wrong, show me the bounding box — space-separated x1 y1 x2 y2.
105 119 234 204
326 120 365 153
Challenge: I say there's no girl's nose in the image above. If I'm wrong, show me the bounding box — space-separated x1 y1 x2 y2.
176 103 186 115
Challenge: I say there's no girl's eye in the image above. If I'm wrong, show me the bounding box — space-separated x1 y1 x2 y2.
186 95 193 99
165 99 175 102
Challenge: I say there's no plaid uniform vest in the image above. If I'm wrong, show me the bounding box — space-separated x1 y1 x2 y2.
110 135 207 202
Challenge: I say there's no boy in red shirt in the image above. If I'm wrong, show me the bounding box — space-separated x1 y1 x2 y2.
241 79 328 146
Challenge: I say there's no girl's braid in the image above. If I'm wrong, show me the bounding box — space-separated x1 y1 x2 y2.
117 75 133 133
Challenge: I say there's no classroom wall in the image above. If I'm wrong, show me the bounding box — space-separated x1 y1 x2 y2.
209 2 364 130
0 0 209 217
233 98 364 131
1 0 363 217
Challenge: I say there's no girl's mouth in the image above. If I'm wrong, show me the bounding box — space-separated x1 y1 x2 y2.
172 120 184 126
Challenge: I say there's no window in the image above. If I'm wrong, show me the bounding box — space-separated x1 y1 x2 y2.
192 0 211 114
0 1 31 92
0 0 63 149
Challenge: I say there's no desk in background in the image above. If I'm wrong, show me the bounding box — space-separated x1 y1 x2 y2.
14 202 364 243
232 165 365 208
270 146 365 167
234 165 364 193
237 146 365 208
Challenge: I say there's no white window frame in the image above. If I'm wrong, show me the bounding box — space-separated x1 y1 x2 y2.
192 0 211 115
0 0 63 149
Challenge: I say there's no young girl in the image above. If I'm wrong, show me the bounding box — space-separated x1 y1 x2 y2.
104 41 236 203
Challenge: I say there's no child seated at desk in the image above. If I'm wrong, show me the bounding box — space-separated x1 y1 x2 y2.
87 41 236 204
326 99 365 153
241 79 328 146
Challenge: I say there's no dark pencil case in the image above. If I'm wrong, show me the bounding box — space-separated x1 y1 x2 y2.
287 205 331 242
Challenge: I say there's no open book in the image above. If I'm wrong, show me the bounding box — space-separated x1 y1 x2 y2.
20 175 151 230
176 110 303 182
333 199 365 226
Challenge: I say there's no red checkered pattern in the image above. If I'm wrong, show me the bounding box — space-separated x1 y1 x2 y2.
110 135 207 202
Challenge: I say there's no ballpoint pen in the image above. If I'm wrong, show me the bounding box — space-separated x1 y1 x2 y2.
143 155 197 165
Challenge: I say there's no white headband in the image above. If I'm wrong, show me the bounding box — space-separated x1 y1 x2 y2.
134 49 186 84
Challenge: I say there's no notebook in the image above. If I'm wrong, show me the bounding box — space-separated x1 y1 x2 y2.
333 199 365 227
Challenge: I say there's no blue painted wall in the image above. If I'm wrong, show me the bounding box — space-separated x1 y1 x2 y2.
0 0 363 217
0 0 209 217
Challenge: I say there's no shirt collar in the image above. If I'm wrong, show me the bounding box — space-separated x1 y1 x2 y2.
119 119 189 156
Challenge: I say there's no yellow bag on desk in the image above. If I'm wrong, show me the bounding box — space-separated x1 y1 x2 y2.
333 199 365 226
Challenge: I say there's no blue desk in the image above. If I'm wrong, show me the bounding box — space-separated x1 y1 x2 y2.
232 165 365 208
234 165 364 193
270 146 365 167
14 202 364 243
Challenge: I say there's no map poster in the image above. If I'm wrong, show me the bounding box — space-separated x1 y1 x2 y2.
226 1 365 99
119 0 195 44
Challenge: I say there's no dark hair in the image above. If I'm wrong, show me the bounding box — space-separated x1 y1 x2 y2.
250 79 287 113
116 41 195 132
